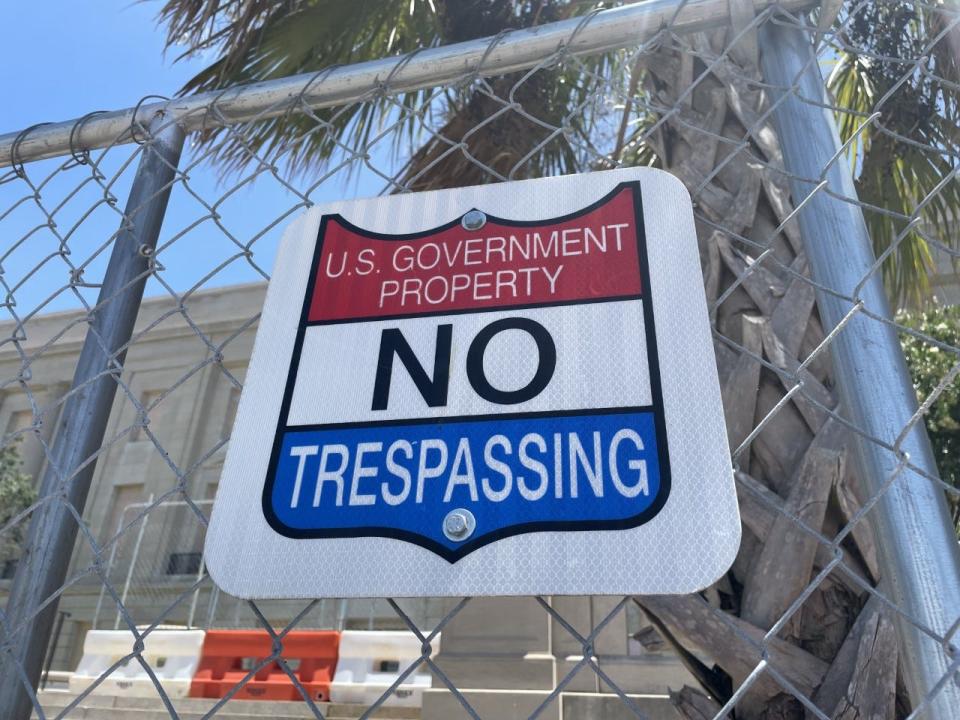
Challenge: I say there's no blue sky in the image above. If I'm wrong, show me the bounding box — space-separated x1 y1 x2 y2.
3 2 205 130
0 1 384 317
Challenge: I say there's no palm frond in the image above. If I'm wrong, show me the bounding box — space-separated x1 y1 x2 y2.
156 0 441 179
155 0 622 187
829 0 960 308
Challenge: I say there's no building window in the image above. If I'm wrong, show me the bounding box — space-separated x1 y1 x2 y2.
1 558 17 580
100 484 145 544
129 390 167 442
166 552 202 576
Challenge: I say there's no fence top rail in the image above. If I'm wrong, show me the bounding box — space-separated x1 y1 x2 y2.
0 0 816 168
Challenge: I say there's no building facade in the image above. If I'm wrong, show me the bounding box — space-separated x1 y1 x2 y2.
0 281 703 702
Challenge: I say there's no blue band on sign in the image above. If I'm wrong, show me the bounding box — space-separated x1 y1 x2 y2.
269 409 664 560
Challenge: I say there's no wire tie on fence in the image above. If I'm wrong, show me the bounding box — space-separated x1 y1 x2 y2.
379 46 428 97
194 88 233 138
129 95 171 145
292 64 343 119
472 28 511 81
9 123 52 178
558 7 605 60
68 110 108 165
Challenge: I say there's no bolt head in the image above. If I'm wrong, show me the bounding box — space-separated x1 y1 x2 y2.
442 508 475 542
461 210 486 231
445 514 467 535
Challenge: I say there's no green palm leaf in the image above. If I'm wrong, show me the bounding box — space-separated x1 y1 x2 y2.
828 0 960 308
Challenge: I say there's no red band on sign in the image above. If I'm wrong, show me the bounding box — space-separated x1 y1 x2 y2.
308 186 642 323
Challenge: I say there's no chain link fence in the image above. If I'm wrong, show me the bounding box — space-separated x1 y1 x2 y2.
1 0 959 718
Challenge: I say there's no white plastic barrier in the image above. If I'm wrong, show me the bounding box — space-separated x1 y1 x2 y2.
68 629 206 699
330 630 440 707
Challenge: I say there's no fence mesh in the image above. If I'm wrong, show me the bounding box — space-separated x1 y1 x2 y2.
1 1 959 719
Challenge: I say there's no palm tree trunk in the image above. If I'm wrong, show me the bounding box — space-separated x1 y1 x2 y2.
634 20 900 720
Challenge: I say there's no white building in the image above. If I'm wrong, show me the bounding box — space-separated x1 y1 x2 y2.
0 282 693 711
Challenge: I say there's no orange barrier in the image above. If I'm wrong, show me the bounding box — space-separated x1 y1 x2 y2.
189 630 339 702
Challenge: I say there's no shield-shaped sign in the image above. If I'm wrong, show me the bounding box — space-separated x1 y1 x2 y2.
206 168 739 597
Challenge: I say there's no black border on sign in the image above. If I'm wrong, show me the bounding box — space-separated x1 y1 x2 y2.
259 180 672 563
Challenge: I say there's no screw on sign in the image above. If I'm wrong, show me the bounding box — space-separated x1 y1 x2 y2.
443 509 475 542
205 169 740 598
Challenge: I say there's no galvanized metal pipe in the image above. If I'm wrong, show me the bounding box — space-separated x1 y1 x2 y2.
0 0 815 167
758 19 960 718
0 114 184 720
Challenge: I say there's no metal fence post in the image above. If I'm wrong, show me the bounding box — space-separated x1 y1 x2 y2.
0 112 184 720
757 17 960 718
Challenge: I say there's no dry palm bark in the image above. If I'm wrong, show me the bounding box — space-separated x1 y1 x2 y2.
632 13 899 720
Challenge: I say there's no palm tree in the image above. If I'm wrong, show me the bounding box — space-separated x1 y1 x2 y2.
155 1 959 717
157 1 603 186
